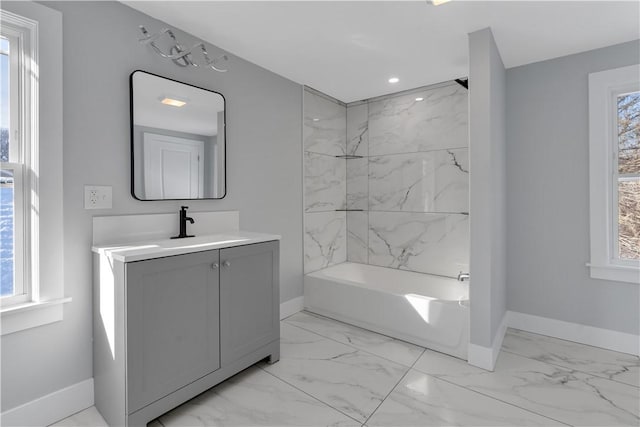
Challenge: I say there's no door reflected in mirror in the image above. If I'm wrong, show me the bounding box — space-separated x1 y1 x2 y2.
131 71 226 200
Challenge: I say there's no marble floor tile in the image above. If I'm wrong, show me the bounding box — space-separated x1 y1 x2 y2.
414 349 640 426
503 328 640 388
160 366 360 427
285 311 424 367
49 407 108 427
367 369 565 426
263 323 409 423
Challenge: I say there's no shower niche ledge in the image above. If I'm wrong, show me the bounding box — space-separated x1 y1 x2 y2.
91 212 280 426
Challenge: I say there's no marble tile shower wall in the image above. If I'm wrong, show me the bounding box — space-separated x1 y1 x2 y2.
347 84 470 277
303 89 347 273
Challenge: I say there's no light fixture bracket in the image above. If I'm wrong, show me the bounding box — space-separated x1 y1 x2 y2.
138 25 229 72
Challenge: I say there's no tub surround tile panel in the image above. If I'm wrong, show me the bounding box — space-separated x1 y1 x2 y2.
367 369 564 426
414 350 640 427
159 366 359 427
346 211 368 264
368 84 468 156
263 323 408 423
304 211 347 274
346 103 368 157
369 149 469 213
502 328 640 388
342 83 469 278
304 90 347 156
368 212 469 277
284 311 424 367
304 152 347 212
346 157 368 210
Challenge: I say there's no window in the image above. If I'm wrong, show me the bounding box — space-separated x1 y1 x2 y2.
1 15 34 307
588 64 640 284
616 92 640 261
1 3 66 337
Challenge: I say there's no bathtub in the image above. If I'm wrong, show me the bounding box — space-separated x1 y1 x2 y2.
304 262 469 360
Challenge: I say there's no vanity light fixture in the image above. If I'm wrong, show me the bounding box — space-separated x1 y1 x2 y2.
415 97 424 101
431 0 452 5
388 77 400 84
312 118 320 122
160 97 187 107
138 25 229 72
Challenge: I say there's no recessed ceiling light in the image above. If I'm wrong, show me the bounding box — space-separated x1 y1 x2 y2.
431 0 451 5
388 77 399 84
415 97 424 101
160 97 187 107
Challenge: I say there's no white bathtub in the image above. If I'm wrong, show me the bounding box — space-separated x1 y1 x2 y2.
304 262 469 359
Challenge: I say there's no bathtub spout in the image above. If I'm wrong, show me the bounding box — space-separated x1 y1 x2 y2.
457 272 470 282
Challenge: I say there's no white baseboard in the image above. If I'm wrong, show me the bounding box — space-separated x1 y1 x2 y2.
468 311 508 371
0 378 94 427
507 311 639 356
280 296 304 320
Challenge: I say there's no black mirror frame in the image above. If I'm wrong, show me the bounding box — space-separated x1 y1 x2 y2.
129 70 227 201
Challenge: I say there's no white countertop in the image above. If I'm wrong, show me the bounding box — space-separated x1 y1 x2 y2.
92 231 280 263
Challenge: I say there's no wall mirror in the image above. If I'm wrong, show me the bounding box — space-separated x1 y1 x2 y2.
130 70 226 200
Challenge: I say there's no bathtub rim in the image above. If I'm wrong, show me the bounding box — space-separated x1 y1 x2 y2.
305 261 469 302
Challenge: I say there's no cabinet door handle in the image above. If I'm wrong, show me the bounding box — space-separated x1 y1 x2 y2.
211 263 220 270
222 260 231 268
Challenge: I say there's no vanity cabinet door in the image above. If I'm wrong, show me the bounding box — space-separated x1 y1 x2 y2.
126 250 220 413
220 241 279 365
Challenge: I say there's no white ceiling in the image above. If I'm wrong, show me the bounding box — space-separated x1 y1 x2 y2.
124 1 640 103
133 71 224 135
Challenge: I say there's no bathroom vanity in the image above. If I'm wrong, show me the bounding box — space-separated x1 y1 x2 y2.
92 223 280 427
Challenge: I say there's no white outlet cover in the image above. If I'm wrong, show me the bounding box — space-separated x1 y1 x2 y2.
84 185 113 210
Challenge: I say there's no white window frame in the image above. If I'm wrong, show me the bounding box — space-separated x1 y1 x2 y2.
588 64 640 284
0 3 69 336
0 13 37 307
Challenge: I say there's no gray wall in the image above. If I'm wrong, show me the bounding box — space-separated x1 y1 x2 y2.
468 28 507 349
506 40 640 335
2 0 302 411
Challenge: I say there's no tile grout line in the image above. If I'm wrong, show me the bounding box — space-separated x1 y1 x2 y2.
500 348 640 389
288 310 422 351
363 348 427 426
283 314 425 368
258 365 364 425
411 367 573 426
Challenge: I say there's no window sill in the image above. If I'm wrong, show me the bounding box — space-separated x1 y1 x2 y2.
587 263 640 284
0 297 72 336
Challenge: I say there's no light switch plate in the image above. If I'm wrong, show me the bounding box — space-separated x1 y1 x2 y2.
84 185 112 209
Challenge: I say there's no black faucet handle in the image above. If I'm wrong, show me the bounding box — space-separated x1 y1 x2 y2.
181 205 189 211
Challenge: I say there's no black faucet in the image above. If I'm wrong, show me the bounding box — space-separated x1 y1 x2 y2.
171 206 195 239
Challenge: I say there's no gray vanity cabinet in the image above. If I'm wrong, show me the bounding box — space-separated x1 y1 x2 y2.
126 250 220 413
93 239 280 427
220 241 279 364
